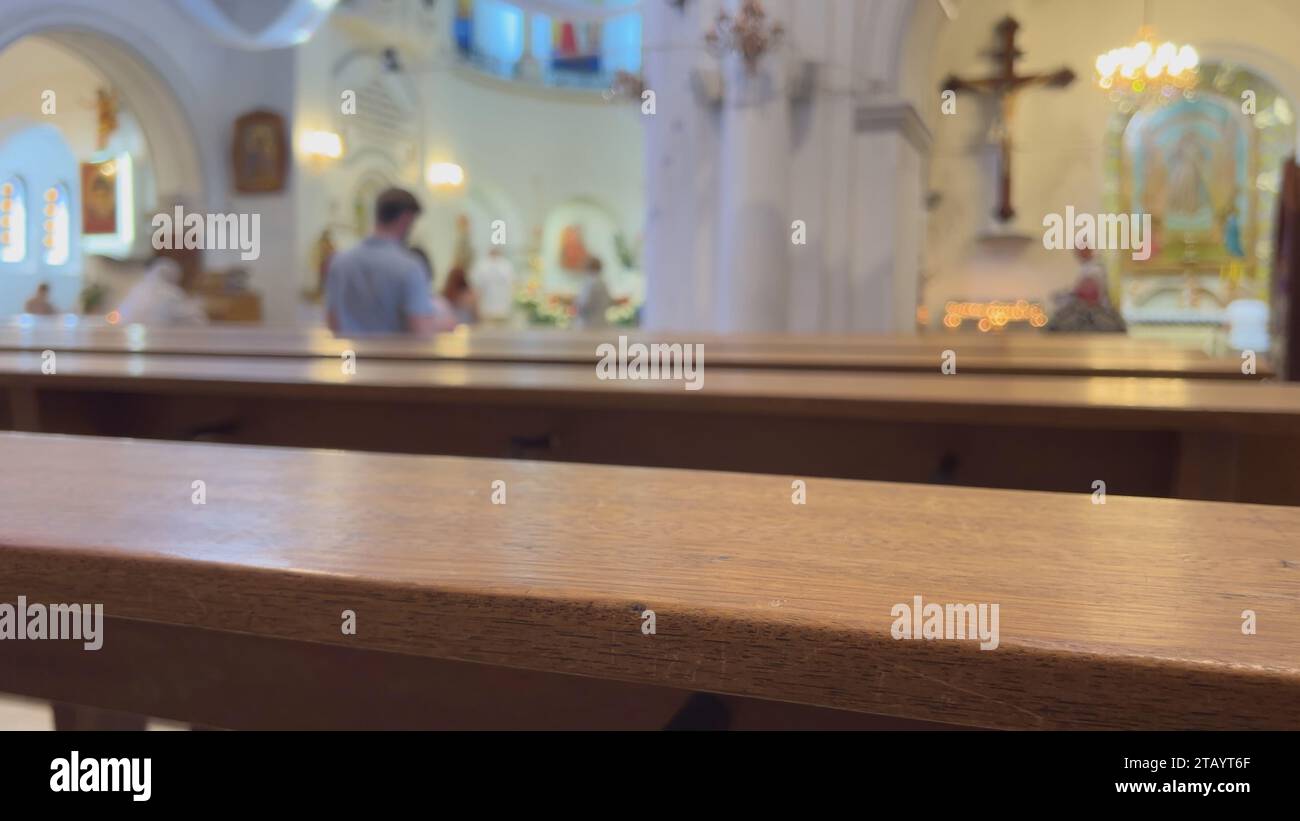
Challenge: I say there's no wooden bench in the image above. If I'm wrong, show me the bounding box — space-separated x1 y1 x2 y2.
0 433 1295 729
0 322 1267 379
1 351 1298 505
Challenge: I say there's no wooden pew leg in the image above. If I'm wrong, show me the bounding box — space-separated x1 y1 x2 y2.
929 452 960 485
1174 432 1241 502
6 387 41 433
663 692 731 730
51 702 148 731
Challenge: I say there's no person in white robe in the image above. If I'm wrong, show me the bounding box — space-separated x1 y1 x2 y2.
115 256 208 327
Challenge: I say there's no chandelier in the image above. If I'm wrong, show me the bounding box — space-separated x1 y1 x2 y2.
705 0 784 74
1096 2 1198 105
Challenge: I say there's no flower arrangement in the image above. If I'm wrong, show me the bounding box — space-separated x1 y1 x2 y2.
515 277 575 327
514 276 641 327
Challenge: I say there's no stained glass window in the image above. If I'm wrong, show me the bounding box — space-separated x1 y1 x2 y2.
42 183 70 267
0 177 26 263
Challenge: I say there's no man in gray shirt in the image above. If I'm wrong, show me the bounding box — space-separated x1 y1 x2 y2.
326 188 452 336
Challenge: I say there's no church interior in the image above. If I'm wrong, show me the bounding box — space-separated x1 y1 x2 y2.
0 0 1298 742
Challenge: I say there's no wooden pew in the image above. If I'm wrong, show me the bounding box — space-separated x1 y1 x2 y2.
0 321 1267 379
0 433 1296 730
1 351 1298 505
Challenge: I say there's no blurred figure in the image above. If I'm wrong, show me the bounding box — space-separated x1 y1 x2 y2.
471 246 516 327
115 247 208 327
326 188 454 336
575 256 611 329
1045 247 1126 333
313 228 336 298
23 283 57 315
441 267 478 325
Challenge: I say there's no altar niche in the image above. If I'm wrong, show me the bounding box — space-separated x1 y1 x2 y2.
1105 62 1296 331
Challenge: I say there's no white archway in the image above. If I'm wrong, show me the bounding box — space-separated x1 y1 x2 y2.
0 4 213 212
1197 41 1300 153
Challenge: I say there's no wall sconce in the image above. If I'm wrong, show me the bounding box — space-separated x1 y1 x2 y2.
604 70 646 103
300 130 344 161
426 161 465 190
705 0 784 75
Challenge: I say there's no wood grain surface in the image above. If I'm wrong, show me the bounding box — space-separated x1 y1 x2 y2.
0 432 1296 729
0 322 1264 379
0 350 1296 432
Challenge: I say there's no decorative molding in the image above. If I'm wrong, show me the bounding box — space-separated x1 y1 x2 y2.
332 52 421 177
855 97 931 153
175 0 339 51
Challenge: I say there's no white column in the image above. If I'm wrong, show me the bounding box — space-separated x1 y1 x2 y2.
517 12 541 80
850 97 930 332
710 0 791 332
641 0 719 331
642 0 929 334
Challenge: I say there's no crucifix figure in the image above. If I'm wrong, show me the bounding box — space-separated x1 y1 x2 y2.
942 16 1075 224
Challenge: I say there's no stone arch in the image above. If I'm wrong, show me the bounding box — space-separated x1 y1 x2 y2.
0 5 213 212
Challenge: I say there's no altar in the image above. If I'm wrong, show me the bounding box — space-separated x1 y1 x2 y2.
1106 62 1295 346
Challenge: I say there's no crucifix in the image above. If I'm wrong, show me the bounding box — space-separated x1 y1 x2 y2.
941 16 1075 224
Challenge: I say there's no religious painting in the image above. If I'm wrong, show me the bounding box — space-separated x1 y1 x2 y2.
559 224 593 272
541 198 623 291
454 0 474 54
552 19 602 73
1106 63 1296 324
1123 100 1242 265
232 110 288 194
80 160 117 235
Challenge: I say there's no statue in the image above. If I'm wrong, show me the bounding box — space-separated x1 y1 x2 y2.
1046 248 1127 333
314 229 336 298
1166 132 1211 220
86 87 119 152
451 213 476 272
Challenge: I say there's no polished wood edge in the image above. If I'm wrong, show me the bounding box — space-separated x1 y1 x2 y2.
2 547 1294 730
0 617 964 730
2 369 1297 435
